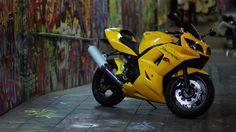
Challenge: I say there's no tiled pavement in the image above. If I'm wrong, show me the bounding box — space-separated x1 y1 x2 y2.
1 19 236 132
1 56 236 132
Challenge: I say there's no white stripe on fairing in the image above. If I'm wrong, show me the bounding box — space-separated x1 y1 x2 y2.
154 38 160 43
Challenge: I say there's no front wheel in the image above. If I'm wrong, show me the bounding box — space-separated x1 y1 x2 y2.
165 74 215 118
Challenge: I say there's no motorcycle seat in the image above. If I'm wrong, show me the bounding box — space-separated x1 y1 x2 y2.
119 30 139 55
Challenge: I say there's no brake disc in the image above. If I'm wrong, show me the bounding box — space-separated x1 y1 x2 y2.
175 80 203 108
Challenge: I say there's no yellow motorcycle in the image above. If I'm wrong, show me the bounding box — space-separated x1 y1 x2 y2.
88 12 216 118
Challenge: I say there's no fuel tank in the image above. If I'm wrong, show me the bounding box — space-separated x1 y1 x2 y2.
105 28 177 56
139 31 178 54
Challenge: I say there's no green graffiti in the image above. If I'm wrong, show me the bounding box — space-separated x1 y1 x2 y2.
143 0 157 30
24 108 57 118
108 0 121 27
45 40 55 71
13 0 22 38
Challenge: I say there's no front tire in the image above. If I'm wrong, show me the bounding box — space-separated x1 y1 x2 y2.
165 74 215 118
92 60 124 107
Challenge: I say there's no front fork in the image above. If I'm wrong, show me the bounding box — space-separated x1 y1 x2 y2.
183 65 190 91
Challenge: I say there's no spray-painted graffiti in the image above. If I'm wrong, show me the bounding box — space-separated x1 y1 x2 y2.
25 108 57 118
121 0 143 35
25 0 97 98
181 0 216 14
23 0 110 96
92 0 108 41
27 0 93 36
24 37 94 97
0 0 97 115
108 0 121 27
121 0 170 35
0 0 23 115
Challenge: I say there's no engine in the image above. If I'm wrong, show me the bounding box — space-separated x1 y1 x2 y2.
123 55 140 83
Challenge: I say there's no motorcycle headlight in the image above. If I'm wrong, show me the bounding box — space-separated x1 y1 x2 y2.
194 43 204 53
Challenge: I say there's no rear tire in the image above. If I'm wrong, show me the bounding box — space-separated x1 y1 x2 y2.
92 60 124 107
165 74 215 118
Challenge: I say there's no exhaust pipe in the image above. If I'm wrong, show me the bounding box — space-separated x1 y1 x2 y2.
88 45 123 86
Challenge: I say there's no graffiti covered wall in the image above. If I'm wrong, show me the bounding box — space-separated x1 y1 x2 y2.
0 0 24 115
0 0 102 115
25 0 98 97
121 0 170 35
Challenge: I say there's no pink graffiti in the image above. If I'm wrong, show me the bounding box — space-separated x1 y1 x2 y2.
81 52 89 80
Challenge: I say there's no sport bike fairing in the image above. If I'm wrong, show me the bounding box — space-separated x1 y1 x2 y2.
104 28 210 103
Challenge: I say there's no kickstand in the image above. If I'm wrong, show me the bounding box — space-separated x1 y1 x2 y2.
146 100 157 109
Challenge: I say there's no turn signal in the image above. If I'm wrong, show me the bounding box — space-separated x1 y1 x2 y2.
163 57 170 62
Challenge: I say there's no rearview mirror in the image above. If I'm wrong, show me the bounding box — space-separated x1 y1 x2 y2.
202 29 216 38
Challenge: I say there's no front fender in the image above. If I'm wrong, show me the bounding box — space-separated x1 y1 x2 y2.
172 67 209 77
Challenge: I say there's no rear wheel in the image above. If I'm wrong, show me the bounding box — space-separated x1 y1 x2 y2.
92 60 124 107
165 74 215 118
